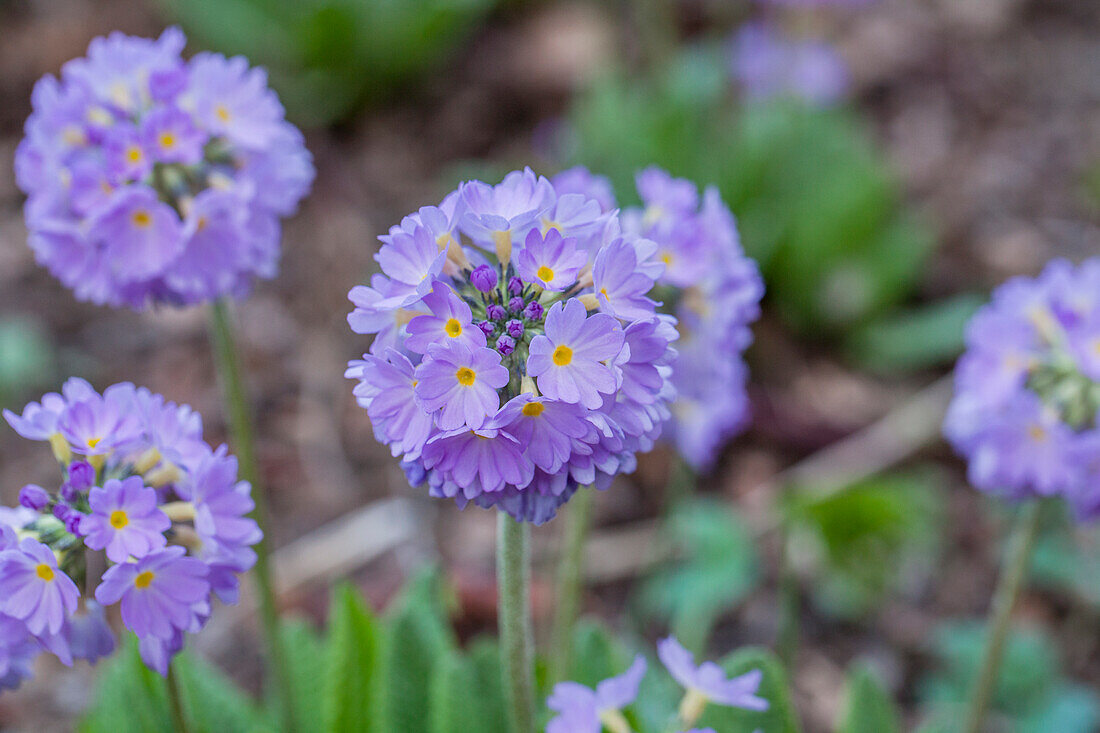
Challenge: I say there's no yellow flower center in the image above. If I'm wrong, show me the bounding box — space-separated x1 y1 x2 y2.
87 437 102 449
456 367 476 386
1028 424 1047 442
36 564 55 582
125 146 143 164
215 104 231 123
444 318 463 337
521 401 545 417
132 210 152 228
552 345 573 366
536 265 555 283
110 510 129 530
159 132 176 149
196 216 209 232
660 252 673 266
61 125 86 147
134 571 155 589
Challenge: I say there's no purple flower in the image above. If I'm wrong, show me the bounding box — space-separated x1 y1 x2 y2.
346 349 436 459
546 655 647 733
506 319 525 338
509 276 524 296
509 296 525 313
406 281 487 354
414 341 509 430
514 228 588 291
376 225 449 299
551 166 618 213
729 22 849 107
528 300 625 409
15 29 313 309
497 335 516 356
487 303 508 321
81 476 170 563
658 637 769 712
187 445 262 559
593 238 660 320
422 428 534 495
470 264 498 293
460 168 555 252
68 461 96 492
19 485 49 512
496 395 590 473
0 538 80 636
523 300 544 321
67 602 116 664
87 186 184 282
95 546 209 641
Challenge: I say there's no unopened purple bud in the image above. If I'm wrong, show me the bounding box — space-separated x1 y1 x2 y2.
64 512 84 536
68 461 95 492
497 335 516 356
506 319 525 339
19 484 49 511
53 503 72 523
60 481 79 503
509 296 525 313
470 265 498 293
523 301 544 321
487 304 507 321
477 320 496 337
509 277 524 296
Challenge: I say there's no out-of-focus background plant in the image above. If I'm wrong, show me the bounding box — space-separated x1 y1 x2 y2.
1 0 1099 730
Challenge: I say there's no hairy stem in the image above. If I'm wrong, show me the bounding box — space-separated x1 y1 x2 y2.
498 512 536 733
166 664 192 733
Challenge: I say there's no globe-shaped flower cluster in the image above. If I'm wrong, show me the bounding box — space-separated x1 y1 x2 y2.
555 167 764 471
0 379 261 683
945 259 1100 519
346 168 679 524
14 28 314 309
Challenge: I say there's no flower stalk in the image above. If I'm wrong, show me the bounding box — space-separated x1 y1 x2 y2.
498 512 536 733
208 299 296 732
548 485 594 685
962 500 1043 733
166 664 193 733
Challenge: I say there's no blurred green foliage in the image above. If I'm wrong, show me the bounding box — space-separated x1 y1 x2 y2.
916 621 1100 733
1031 505 1100 608
156 0 495 126
566 44 937 340
783 470 944 618
636 498 760 654
837 664 901 733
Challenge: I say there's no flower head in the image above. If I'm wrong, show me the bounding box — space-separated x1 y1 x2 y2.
0 380 261 679
729 22 849 106
15 28 313 309
946 259 1100 518
347 169 678 523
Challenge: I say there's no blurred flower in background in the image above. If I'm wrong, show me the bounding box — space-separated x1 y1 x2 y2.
346 169 679 524
554 166 764 471
729 22 849 107
945 259 1100 518
14 28 314 310
0 379 261 681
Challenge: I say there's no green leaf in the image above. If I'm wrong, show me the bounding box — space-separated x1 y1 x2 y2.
845 293 985 373
379 568 457 733
467 637 510 733
282 618 327 732
80 636 265 733
636 499 759 653
429 650 498 733
786 471 943 618
837 664 901 733
568 619 629 688
695 647 801 733
0 317 55 407
323 584 382 733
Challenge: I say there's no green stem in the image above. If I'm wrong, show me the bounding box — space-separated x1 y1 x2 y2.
166 664 192 733
962 500 1043 733
549 486 595 684
208 300 295 732
776 486 799 672
498 512 536 733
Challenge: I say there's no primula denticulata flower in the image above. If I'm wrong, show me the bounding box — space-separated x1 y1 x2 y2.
346 168 680 524
15 28 314 309
0 379 262 684
554 166 765 471
945 259 1100 519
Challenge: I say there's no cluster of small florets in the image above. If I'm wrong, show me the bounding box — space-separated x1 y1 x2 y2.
556 167 764 471
346 168 678 524
546 636 767 733
0 379 261 683
14 28 314 309
945 259 1100 519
